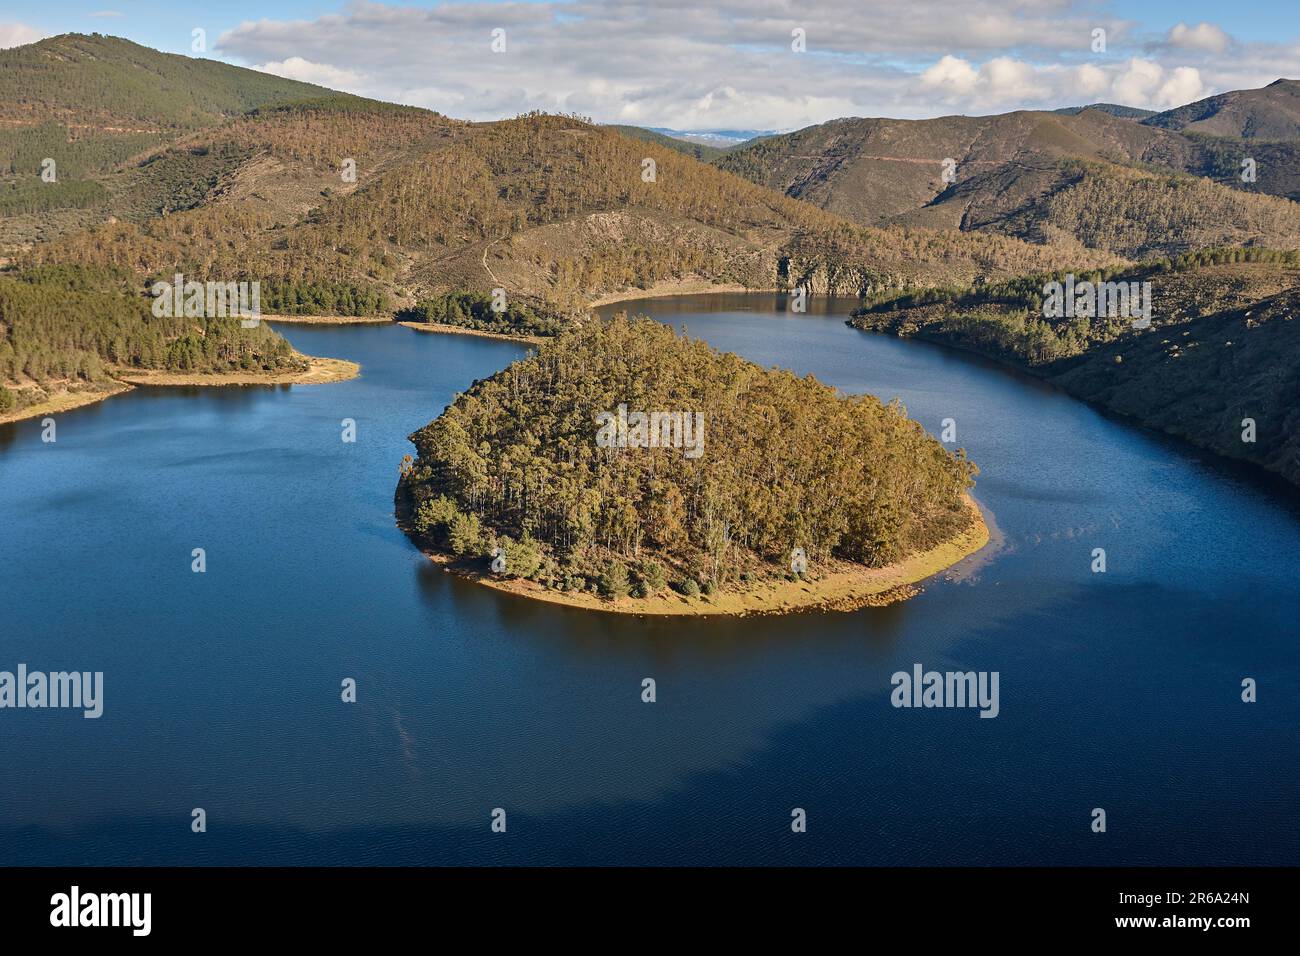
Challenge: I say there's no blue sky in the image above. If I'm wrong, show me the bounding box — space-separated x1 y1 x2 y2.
4 1 1299 129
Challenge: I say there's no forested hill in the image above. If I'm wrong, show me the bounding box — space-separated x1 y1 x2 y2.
16 106 1120 315
0 34 341 130
848 250 1300 487
0 264 305 416
400 316 978 601
0 34 419 242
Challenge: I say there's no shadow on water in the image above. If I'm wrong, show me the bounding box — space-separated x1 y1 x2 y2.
413 554 916 665
7 580 1292 865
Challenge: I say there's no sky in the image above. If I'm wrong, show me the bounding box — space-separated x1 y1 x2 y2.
3 1 1300 131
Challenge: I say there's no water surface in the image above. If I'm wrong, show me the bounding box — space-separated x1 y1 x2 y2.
1 294 1296 865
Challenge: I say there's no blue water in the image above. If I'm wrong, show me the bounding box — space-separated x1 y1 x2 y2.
1 294 1297 865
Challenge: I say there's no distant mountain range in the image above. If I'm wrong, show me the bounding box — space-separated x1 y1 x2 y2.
602 126 778 161
646 127 777 146
713 80 1300 259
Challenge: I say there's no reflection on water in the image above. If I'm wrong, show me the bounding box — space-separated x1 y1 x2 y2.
1 300 1297 865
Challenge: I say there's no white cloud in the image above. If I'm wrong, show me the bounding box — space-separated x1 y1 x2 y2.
980 56 1038 103
920 55 979 97
256 57 366 90
0 22 43 49
208 2 1299 128
1107 59 1204 109
1111 57 1166 105
1155 66 1205 108
1167 22 1231 54
913 54 1210 113
1075 63 1110 98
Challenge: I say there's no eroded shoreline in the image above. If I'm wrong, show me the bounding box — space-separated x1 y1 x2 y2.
590 280 776 309
402 493 990 617
396 320 546 345
261 314 392 325
0 353 358 425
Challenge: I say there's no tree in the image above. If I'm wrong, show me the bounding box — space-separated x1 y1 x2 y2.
447 512 482 555
598 561 630 600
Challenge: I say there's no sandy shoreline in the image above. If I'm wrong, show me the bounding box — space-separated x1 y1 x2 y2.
409 493 990 617
262 314 392 325
1 354 358 425
590 280 775 309
0 382 133 425
397 321 545 345
113 353 359 386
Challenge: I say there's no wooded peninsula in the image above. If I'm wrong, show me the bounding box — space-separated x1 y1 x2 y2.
398 316 987 614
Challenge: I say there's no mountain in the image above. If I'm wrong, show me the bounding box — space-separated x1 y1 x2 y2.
0 33 344 131
0 34 406 244
1053 104 1156 119
712 107 1300 254
715 83 1300 257
5 38 1295 315
603 127 775 160
3 33 1298 491
649 127 773 147
39 110 1118 305
1142 79 1300 140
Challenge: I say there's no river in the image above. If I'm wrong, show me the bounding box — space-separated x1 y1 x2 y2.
1 293 1296 865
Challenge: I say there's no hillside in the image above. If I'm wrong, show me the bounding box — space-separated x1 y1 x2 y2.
849 250 1300 486
17 107 1121 316
715 85 1300 254
0 34 339 130
1143 78 1300 140
0 35 432 247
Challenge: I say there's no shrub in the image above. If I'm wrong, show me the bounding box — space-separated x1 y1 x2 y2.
598 561 630 599
634 559 667 593
677 578 701 597
447 512 483 555
414 495 458 540
506 534 544 579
